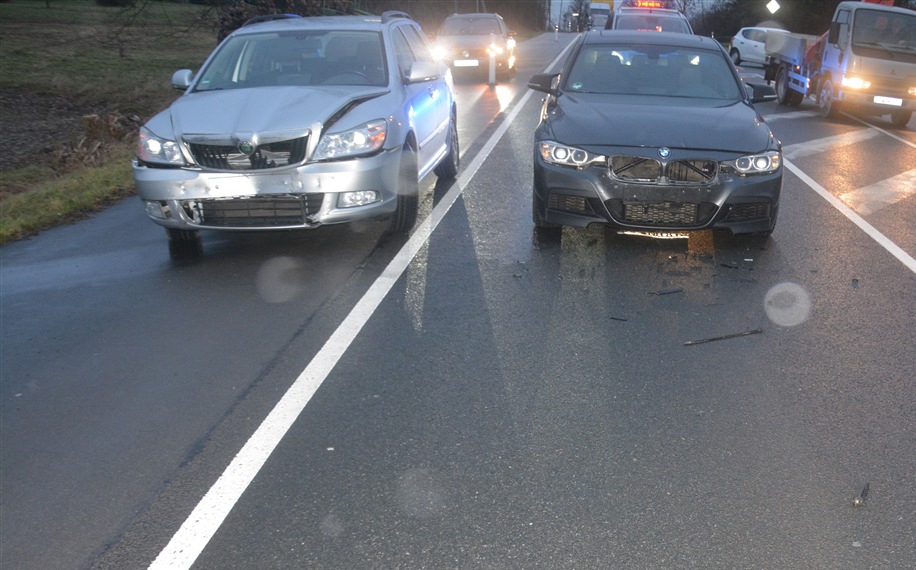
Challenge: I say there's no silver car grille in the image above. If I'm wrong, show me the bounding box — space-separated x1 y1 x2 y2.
610 156 718 184
181 195 324 228
188 136 309 171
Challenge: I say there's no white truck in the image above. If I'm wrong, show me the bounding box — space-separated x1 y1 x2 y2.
589 2 613 30
763 0 915 127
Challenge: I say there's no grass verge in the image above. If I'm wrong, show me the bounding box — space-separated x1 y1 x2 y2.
0 0 216 244
0 145 136 243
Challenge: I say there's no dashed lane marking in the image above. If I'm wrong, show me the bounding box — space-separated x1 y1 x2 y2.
786 160 916 275
839 169 916 216
781 128 881 160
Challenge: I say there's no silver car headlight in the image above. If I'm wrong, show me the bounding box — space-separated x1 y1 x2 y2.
539 141 605 169
137 126 185 166
721 150 781 176
313 119 387 161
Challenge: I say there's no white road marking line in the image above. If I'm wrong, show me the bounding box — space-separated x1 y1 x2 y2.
839 169 916 216
148 39 580 570
781 129 880 160
786 160 916 275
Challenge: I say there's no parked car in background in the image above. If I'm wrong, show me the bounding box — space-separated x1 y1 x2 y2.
133 11 459 257
432 12 517 80
729 26 783 65
528 32 782 237
605 0 693 34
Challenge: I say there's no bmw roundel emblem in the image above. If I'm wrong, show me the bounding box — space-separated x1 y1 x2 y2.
658 147 670 158
238 141 255 155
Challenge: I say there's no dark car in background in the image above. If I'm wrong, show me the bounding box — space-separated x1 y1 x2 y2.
605 0 693 34
528 31 782 237
432 12 517 80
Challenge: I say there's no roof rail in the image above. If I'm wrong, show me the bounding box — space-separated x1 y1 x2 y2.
242 14 301 27
381 11 413 23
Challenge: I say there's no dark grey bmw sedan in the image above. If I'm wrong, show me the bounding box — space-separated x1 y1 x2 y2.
529 31 781 236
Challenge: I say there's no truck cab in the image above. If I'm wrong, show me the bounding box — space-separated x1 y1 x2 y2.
765 0 915 127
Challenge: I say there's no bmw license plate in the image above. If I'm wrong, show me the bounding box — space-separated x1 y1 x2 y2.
453 59 479 67
874 96 903 107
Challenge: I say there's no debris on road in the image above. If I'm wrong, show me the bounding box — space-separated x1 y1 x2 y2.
853 483 870 507
684 329 763 346
648 287 684 296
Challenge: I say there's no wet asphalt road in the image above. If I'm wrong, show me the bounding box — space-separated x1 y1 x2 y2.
1 34 914 570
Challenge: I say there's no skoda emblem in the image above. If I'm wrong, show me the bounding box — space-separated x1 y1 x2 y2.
658 147 670 159
238 141 255 155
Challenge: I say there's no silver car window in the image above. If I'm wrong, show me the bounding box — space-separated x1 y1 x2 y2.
195 30 387 90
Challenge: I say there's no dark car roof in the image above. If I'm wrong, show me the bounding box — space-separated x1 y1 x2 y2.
443 12 503 20
585 30 719 49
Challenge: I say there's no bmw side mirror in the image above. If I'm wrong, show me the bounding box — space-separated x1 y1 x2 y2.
746 82 777 104
528 73 559 95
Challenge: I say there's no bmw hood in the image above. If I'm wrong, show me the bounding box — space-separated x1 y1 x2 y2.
145 86 388 141
548 94 775 153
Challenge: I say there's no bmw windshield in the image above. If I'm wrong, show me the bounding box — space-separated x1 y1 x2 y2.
563 44 743 101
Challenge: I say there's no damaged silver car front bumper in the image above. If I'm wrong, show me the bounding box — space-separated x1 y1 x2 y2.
133 147 402 231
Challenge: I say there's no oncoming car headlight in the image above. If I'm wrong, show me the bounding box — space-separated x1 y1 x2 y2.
842 76 871 90
539 141 605 169
487 43 504 56
314 119 387 161
138 126 185 166
431 44 448 61
722 150 781 176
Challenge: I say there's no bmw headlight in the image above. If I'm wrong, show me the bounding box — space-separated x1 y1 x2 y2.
539 141 605 169
138 126 185 166
313 119 387 161
721 150 781 176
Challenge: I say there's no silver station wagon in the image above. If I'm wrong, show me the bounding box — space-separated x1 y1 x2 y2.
133 11 459 256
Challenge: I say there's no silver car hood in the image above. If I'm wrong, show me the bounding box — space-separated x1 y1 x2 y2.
147 86 388 143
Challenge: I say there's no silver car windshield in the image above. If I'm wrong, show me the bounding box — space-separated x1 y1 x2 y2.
564 45 742 100
194 30 387 91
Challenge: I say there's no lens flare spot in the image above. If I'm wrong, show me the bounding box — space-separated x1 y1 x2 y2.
764 282 812 327
256 256 303 303
395 469 447 519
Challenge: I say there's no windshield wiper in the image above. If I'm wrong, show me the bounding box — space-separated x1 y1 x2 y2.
854 41 898 60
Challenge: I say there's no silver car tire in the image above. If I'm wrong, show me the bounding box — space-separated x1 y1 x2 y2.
434 115 459 180
166 228 202 259
388 145 419 235
729 48 741 65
